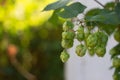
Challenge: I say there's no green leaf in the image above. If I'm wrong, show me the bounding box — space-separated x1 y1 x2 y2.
43 0 71 11
48 9 60 25
115 3 120 20
86 15 106 22
85 10 120 25
85 8 102 16
103 12 120 25
110 43 120 59
85 8 102 26
104 2 115 10
98 23 116 35
58 2 86 18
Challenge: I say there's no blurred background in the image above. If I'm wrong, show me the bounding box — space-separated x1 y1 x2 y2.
0 0 64 80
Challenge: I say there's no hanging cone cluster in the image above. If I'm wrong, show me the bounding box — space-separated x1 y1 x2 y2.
60 20 108 62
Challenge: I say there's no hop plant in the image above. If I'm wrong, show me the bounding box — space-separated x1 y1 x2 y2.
84 30 90 39
60 50 70 62
109 43 120 57
114 28 120 42
86 33 98 48
76 26 84 41
61 21 75 49
60 20 110 62
96 31 108 46
95 46 106 57
112 57 120 68
109 47 117 56
75 44 87 57
100 32 108 45
63 21 74 31
60 20 109 62
44 1 120 80
62 31 75 39
88 48 95 56
61 39 73 48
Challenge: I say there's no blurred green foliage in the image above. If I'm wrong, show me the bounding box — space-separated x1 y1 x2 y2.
0 0 64 80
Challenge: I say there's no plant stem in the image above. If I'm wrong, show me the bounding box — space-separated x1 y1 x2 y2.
94 0 105 8
9 54 37 80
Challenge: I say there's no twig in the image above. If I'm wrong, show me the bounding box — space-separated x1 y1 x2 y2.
7 44 37 80
10 58 37 80
94 0 105 8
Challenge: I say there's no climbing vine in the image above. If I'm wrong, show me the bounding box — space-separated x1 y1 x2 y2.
44 0 120 80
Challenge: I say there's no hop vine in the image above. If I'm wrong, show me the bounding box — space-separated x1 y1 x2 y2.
60 20 109 62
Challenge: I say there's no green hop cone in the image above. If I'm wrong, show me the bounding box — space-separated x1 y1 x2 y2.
76 32 84 41
95 46 106 57
112 57 120 68
109 48 117 56
60 50 70 62
76 26 84 41
86 33 98 48
63 21 74 31
101 32 108 45
61 39 73 48
77 26 84 33
110 44 120 56
96 31 108 46
88 48 95 56
84 30 90 39
114 28 120 42
62 31 75 39
75 44 86 57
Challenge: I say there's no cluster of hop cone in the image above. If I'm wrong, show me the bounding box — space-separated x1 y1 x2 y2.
60 20 120 80
60 20 109 62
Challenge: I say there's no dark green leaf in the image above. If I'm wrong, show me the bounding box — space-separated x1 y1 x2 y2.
58 2 86 18
85 8 102 16
85 8 102 26
86 15 105 22
43 0 71 11
104 2 115 10
103 12 120 25
110 43 120 59
86 11 120 25
48 9 60 25
115 3 120 20
98 23 116 35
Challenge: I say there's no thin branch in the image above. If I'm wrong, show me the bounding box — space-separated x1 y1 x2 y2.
94 0 105 8
7 44 37 80
10 57 37 80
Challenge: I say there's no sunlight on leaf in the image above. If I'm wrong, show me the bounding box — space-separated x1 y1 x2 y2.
43 0 71 11
58 2 86 18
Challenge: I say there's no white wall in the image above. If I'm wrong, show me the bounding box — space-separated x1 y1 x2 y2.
65 0 118 80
